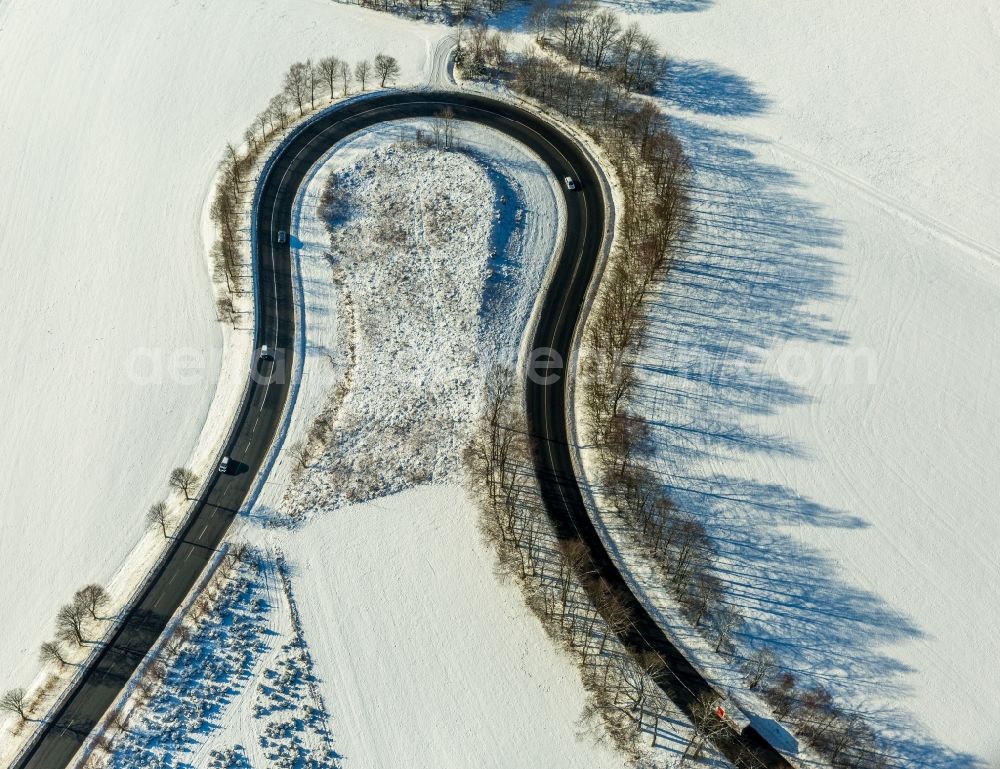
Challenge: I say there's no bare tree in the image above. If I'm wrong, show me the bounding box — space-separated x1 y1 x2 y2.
39 640 68 667
224 142 243 194
486 31 509 69
146 501 170 538
289 440 312 470
374 53 401 87
587 8 620 70
437 106 456 148
256 109 270 142
452 22 467 60
429 108 453 149
463 363 519 511
216 296 236 326
56 601 88 646
527 0 551 41
354 59 371 91
306 58 319 108
797 685 837 743
618 649 665 734
827 711 867 763
592 580 630 658
468 22 489 74
210 186 237 247
645 686 675 748
75 584 110 621
0 688 29 722
268 93 289 130
318 56 341 100
455 0 476 22
146 660 168 685
107 707 131 733
765 672 798 720
283 61 310 116
741 646 776 690
683 569 721 627
242 126 257 157
168 467 199 500
338 59 352 97
169 624 192 655
711 604 742 654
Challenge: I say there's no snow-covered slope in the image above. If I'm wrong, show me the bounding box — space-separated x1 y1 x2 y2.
284 484 627 769
0 0 449 696
617 1 1000 765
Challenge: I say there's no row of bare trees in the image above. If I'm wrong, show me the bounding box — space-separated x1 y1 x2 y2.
1 584 111 725
276 54 401 120
142 465 200 540
85 545 259 764
0 450 248 738
211 53 401 313
763 674 895 769
1 460 210 726
573 96 897 769
527 0 667 94
496 34 897 769
464 366 742 763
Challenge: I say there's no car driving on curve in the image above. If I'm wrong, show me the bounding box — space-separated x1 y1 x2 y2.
564 176 577 190
276 230 287 244
259 344 270 360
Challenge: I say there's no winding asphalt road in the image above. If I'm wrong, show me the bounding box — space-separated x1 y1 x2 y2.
13 91 789 769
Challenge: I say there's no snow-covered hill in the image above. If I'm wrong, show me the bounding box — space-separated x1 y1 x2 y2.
0 0 447 700
616 1 1000 765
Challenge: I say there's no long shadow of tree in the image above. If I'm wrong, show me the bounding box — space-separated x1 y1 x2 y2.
632 76 985 766
663 60 770 117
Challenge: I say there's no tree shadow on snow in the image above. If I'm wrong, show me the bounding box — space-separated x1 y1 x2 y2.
662 60 770 117
632 109 984 767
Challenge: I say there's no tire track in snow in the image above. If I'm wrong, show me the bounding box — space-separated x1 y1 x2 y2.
771 141 1000 270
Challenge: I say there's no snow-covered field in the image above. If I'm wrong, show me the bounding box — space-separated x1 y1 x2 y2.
0 0 448 701
604 1 999 766
278 485 626 769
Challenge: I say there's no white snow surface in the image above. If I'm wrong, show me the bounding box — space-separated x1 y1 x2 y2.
279 484 626 769
604 1 1000 766
0 0 450 699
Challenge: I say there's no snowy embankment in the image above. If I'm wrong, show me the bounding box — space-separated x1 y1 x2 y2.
0 0 449 746
573 1 999 767
94 123 642 769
